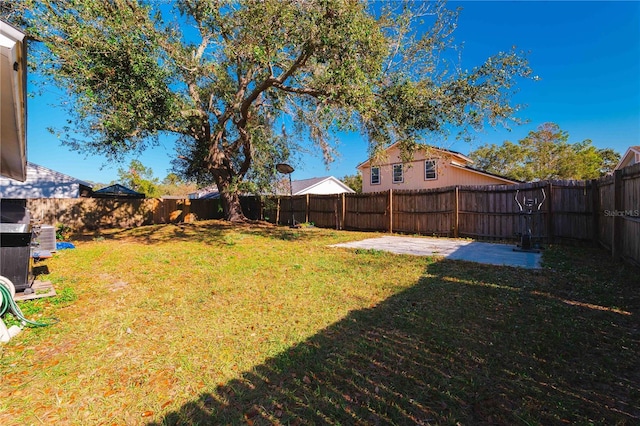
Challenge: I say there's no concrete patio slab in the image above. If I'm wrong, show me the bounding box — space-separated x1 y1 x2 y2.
331 236 542 269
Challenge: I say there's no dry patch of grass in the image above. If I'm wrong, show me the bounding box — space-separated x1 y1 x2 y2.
1 221 638 425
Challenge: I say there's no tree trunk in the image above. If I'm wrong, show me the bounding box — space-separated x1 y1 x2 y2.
220 190 246 222
215 177 247 222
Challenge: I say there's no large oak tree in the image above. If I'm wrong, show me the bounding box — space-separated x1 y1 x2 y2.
19 0 531 221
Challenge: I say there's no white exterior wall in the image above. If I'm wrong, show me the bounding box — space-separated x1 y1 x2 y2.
0 21 28 181
0 163 87 198
358 145 516 193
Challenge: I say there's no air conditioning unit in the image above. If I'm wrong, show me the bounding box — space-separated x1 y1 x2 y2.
34 224 56 252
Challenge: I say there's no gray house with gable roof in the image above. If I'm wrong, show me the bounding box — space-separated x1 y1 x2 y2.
0 162 92 199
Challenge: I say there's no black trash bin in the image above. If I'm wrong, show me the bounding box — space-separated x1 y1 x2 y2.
0 200 34 292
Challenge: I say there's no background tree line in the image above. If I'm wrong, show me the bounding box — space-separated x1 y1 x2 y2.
468 122 620 181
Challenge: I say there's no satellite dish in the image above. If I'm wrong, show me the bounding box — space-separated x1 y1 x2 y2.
276 163 294 174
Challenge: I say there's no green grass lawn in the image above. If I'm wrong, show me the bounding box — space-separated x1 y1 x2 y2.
1 221 638 425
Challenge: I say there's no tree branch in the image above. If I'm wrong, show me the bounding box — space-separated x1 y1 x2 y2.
272 81 322 98
194 33 210 62
239 44 313 122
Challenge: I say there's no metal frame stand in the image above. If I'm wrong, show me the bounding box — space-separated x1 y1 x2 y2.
513 188 545 253
276 163 299 228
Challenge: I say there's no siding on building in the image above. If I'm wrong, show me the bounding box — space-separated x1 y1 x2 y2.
0 162 91 198
358 144 517 193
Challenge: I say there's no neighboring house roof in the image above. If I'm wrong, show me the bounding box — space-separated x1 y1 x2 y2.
356 142 473 169
0 162 92 198
0 20 28 181
92 184 145 199
188 186 220 199
290 176 355 195
449 163 522 184
615 146 640 170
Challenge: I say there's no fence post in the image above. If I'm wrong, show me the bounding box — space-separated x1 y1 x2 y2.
305 194 310 224
388 189 393 234
340 193 346 230
546 181 554 244
453 186 459 238
276 197 281 225
612 169 623 260
184 198 192 222
591 179 600 246
151 198 159 225
260 196 264 221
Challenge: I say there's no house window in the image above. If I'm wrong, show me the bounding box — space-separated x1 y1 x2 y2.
393 164 403 183
370 166 380 185
425 159 437 180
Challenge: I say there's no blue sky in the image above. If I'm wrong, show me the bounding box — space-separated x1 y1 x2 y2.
25 1 640 185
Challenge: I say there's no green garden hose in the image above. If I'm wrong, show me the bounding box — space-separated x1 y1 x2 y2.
0 282 57 327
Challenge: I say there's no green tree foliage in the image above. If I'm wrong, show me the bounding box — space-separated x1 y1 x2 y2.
468 122 621 181
159 173 198 197
161 173 183 187
0 1 23 25
342 173 362 194
117 159 161 197
597 148 622 176
19 0 531 221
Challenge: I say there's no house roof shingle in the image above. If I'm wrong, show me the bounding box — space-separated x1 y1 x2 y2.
93 184 145 198
356 143 472 169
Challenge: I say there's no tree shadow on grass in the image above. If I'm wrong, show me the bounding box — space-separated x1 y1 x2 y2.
150 260 640 425
72 220 324 246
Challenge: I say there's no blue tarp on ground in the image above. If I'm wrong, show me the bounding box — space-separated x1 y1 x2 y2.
56 242 75 250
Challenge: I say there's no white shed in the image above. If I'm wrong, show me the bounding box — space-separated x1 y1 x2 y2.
0 162 92 198
291 176 355 195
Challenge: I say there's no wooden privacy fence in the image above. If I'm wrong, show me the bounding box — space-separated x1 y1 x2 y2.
26 198 223 230
594 163 640 266
22 163 640 266
273 166 639 267
25 196 267 230
299 180 594 244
